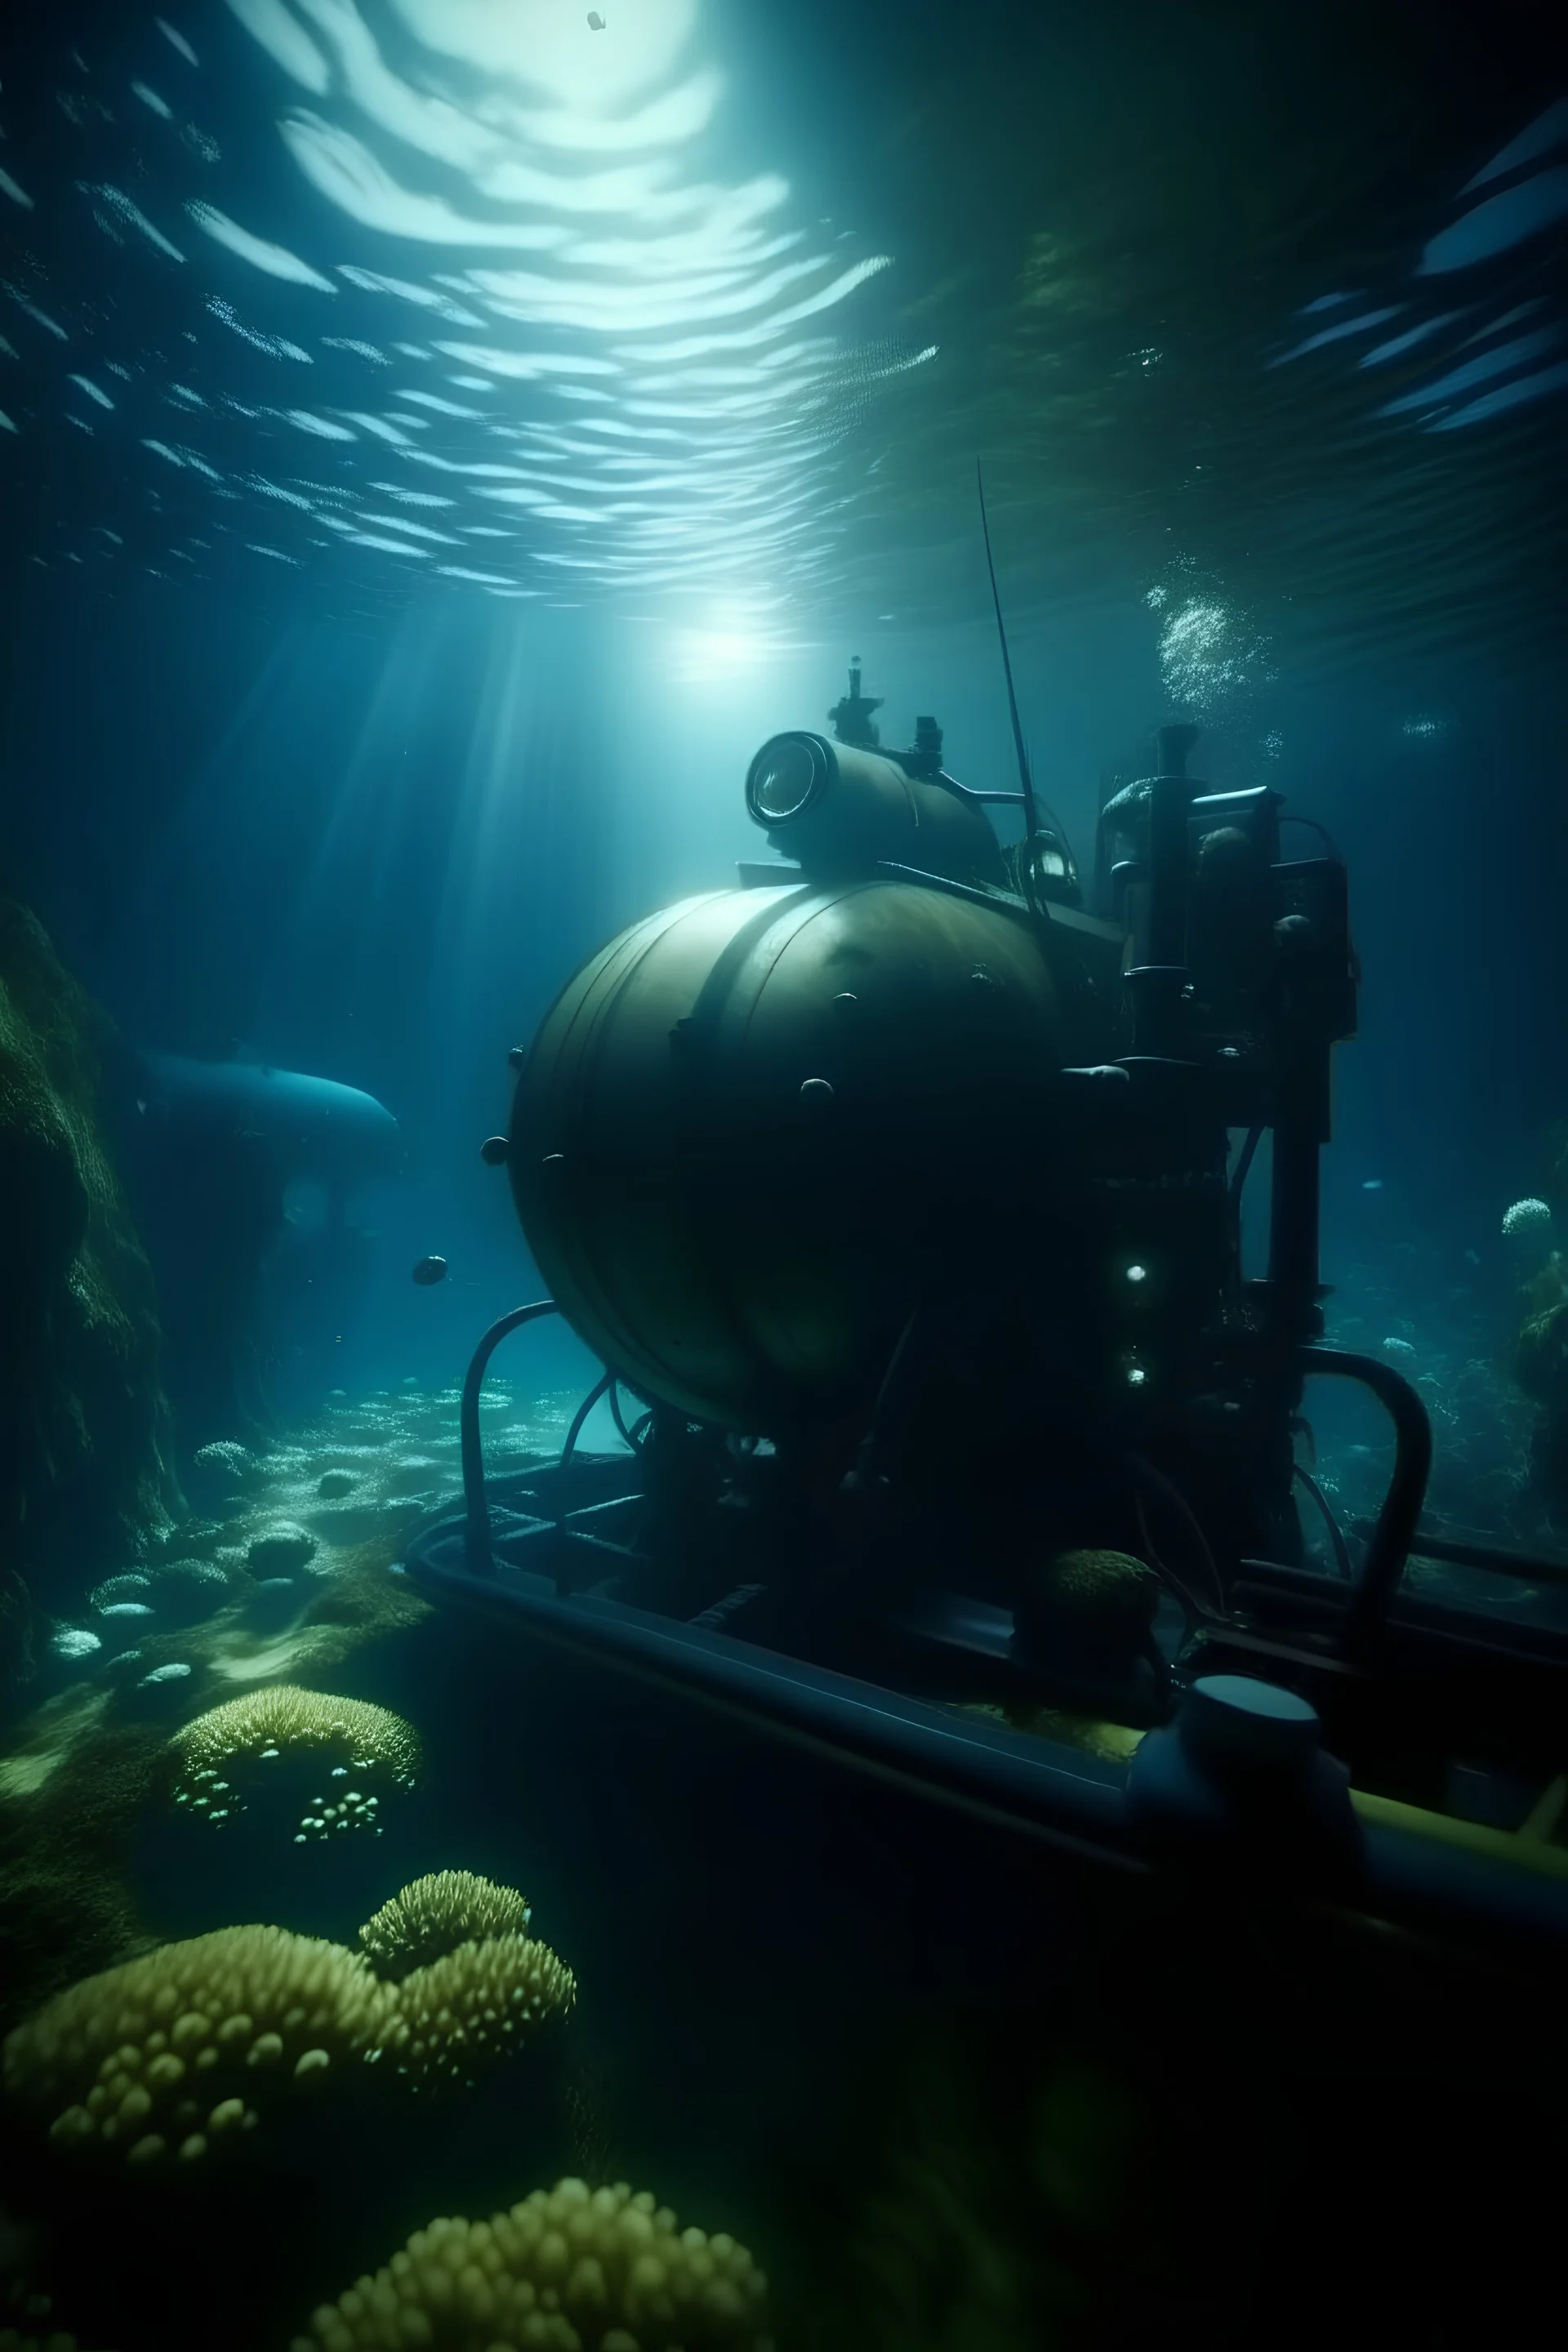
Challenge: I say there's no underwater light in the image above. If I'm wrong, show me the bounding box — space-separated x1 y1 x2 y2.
666 623 787 687
746 732 828 824
1126 1263 1148 1285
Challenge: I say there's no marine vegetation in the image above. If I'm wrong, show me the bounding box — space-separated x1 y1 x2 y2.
385 1931 576 2097
167 1686 421 1842
1013 1548 1162 1657
359 1871 533 1980
2 1879 574 2163
0 898 172 1601
292 2176 771 2352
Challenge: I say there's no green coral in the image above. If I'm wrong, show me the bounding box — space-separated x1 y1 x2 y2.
168 1686 420 1842
3 1890 577 2158
291 2178 770 2352
359 1871 533 1980
1014 1548 1160 1656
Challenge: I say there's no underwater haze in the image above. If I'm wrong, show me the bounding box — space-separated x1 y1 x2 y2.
2 4 1568 2350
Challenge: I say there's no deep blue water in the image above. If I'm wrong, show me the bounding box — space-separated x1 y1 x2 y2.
3 8 1568 2350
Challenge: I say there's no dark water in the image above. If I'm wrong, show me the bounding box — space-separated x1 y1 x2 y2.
2 6 1567 2350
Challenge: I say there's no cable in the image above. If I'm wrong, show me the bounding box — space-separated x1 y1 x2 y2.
461 1299 561 1572
1279 811 1343 862
1131 1477 1208 1628
1129 1453 1227 1617
975 460 1080 892
1293 1461 1354 1581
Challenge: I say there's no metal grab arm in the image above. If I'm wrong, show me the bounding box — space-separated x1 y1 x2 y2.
1297 1345 1432 1664
461 1299 559 1570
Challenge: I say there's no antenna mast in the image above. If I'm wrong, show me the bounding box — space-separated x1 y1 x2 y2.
977 459 1040 843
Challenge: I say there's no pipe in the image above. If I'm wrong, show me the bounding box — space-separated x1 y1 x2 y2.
461 1299 560 1571
1298 1346 1432 1663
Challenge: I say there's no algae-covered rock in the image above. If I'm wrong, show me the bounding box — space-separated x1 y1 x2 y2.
247 1523 318 1577
185 1439 262 1509
0 899 172 1591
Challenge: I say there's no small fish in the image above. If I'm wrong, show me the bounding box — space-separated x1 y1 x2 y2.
1361 1178 1383 1191
412 1254 448 1286
1464 1247 1481 1267
588 10 606 26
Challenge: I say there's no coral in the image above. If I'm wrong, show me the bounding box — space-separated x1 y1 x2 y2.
0 897 172 1587
2 1924 392 2163
168 1686 420 1840
1502 1196 1551 1237
359 1872 533 1981
381 1933 575 2092
1014 1548 1160 1657
4 1895 576 2156
290 2177 771 2352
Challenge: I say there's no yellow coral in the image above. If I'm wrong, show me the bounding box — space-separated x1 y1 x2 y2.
169 1686 421 1842
382 1934 577 2092
359 1872 532 1980
5 1901 577 2154
2 1925 393 2162
291 2176 771 2352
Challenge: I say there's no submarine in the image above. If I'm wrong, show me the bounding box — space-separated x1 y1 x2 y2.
405 630 1568 1964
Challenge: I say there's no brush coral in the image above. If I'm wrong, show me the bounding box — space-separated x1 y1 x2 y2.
4 1890 577 2157
380 1936 576 2094
290 2176 772 2352
359 1871 533 1980
168 1685 420 1841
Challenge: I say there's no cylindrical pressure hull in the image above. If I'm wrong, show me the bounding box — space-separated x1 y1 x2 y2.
509 881 1071 1432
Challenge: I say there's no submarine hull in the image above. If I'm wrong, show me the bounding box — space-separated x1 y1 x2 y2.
509 880 1080 1433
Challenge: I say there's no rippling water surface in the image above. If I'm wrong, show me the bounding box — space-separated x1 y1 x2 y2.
1 0 1564 671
